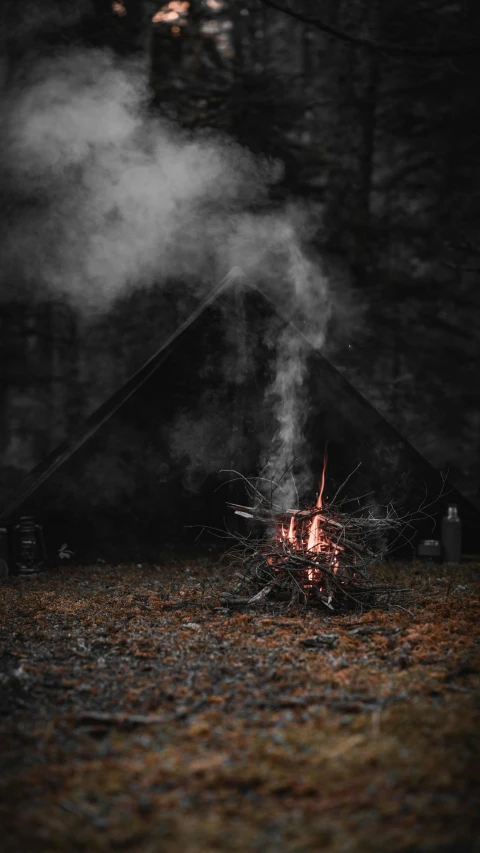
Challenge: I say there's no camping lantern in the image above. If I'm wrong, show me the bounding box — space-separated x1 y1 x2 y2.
417 538 441 562
13 516 46 576
441 504 462 564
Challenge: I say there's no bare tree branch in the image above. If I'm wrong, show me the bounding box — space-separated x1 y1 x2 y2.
258 0 480 58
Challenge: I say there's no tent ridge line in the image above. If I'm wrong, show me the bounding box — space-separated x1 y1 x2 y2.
248 282 480 519
0 274 232 522
1 277 479 523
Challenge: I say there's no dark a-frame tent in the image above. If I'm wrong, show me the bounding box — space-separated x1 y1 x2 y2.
1 273 479 567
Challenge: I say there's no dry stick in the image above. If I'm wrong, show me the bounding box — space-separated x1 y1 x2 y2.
222 479 413 612
75 701 210 726
248 580 278 605
259 0 480 58
328 462 363 506
75 711 165 726
219 596 252 606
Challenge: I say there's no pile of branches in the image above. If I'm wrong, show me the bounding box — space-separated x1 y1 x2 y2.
219 472 414 612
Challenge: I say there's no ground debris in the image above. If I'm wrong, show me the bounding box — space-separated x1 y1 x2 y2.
0 559 479 853
346 625 400 636
300 633 339 649
73 710 166 727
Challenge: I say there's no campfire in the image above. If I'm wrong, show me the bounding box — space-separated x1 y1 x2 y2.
220 456 410 612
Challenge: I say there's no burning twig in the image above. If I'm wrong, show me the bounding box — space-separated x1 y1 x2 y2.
220 465 416 613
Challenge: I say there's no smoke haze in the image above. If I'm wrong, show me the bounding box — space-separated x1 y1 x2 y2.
0 43 340 498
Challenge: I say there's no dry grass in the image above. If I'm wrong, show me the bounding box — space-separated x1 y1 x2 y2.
0 558 479 852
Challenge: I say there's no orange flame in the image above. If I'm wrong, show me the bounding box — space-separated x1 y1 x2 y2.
316 442 328 510
271 444 344 587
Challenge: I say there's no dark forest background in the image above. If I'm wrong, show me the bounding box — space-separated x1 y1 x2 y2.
1 0 480 519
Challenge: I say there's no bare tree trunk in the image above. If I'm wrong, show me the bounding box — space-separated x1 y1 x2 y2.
355 51 381 287
36 302 55 459
302 25 315 79
231 3 246 69
0 307 9 470
65 308 83 436
228 285 251 533
359 54 380 224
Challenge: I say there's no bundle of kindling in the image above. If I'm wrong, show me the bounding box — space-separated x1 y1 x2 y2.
219 469 412 612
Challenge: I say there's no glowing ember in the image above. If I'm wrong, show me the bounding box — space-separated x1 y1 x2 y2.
152 1 189 24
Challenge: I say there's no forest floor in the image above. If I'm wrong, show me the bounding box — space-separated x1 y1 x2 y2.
1 559 479 853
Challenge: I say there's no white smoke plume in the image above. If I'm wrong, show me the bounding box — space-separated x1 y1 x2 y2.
259 236 333 508
0 43 342 494
0 49 268 309
0 49 333 316
264 328 308 509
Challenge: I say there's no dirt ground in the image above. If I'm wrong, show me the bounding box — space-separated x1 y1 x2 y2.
1 559 479 853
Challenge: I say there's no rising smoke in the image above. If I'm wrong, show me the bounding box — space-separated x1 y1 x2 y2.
1 49 268 309
263 328 308 508
0 41 340 500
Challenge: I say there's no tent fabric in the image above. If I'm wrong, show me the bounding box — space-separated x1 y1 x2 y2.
2 284 479 564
